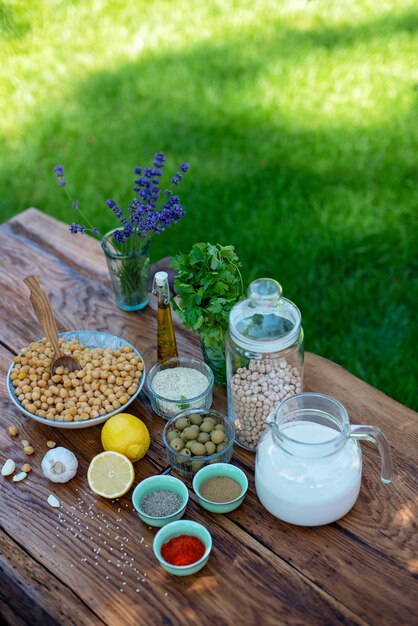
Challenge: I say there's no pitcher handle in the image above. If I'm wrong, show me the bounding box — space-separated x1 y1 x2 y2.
349 425 393 484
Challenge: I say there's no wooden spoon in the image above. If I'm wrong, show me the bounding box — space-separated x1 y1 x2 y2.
24 274 80 374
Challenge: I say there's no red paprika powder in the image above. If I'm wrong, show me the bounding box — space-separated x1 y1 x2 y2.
161 534 205 566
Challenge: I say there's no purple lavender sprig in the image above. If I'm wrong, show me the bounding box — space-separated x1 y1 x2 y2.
53 165 97 237
53 153 190 249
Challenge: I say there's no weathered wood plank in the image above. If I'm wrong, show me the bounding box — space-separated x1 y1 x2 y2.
0 529 104 626
8 208 109 281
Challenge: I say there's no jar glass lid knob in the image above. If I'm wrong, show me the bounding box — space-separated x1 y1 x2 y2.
248 278 282 306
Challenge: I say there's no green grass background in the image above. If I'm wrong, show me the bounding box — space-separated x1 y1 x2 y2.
1 0 417 409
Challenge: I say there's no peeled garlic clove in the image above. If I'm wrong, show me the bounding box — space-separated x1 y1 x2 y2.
1 459 15 476
13 471 27 482
47 494 60 508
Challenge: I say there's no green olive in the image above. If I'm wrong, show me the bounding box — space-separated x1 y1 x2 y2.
197 431 210 444
190 442 206 456
205 441 216 455
176 455 190 465
180 432 189 442
175 417 190 431
170 437 184 452
179 447 192 456
167 429 181 442
183 426 199 440
214 424 225 431
203 417 216 427
191 461 204 473
216 442 227 452
185 439 196 449
189 413 203 426
200 421 214 433
210 429 225 444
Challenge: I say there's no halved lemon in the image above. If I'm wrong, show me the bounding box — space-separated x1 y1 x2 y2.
87 451 135 499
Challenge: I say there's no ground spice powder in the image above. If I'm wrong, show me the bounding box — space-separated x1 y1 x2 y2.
200 476 242 502
161 535 205 566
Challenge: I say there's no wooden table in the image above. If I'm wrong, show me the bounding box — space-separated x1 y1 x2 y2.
1 209 417 626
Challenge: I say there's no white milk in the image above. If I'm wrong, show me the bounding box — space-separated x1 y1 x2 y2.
255 421 362 526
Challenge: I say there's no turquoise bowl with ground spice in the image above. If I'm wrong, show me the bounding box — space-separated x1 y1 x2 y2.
132 475 189 527
153 520 212 576
193 463 248 514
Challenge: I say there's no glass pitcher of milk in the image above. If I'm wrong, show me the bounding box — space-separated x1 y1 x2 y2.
255 392 393 526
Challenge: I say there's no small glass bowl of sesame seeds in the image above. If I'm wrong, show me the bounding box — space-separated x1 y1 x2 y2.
132 475 189 527
146 356 214 420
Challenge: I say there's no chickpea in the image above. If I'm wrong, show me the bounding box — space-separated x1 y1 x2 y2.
12 337 144 423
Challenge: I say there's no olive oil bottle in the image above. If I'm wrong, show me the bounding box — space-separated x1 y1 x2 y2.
152 271 178 361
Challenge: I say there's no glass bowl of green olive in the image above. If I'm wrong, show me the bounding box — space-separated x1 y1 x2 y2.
162 409 235 478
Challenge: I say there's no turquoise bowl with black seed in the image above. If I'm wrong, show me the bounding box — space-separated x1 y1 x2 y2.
132 475 188 527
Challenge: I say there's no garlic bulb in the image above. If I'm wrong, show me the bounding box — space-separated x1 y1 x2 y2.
41 447 78 483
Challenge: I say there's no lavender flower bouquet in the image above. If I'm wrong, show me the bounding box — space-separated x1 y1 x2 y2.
53 152 189 310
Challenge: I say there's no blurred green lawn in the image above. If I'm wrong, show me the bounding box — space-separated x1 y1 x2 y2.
1 0 417 409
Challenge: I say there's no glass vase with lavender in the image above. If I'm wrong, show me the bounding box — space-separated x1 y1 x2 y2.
53 153 190 311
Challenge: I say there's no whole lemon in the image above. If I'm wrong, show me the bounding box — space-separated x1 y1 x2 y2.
101 413 150 462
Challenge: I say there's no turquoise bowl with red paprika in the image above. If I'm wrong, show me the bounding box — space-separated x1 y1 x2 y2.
153 520 212 576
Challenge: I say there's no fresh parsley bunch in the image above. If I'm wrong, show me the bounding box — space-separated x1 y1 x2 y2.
172 242 244 349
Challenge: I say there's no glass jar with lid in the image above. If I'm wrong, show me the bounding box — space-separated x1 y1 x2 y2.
225 278 303 451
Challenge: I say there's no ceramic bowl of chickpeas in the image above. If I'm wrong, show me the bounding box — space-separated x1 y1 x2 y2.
162 408 235 478
7 330 145 429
